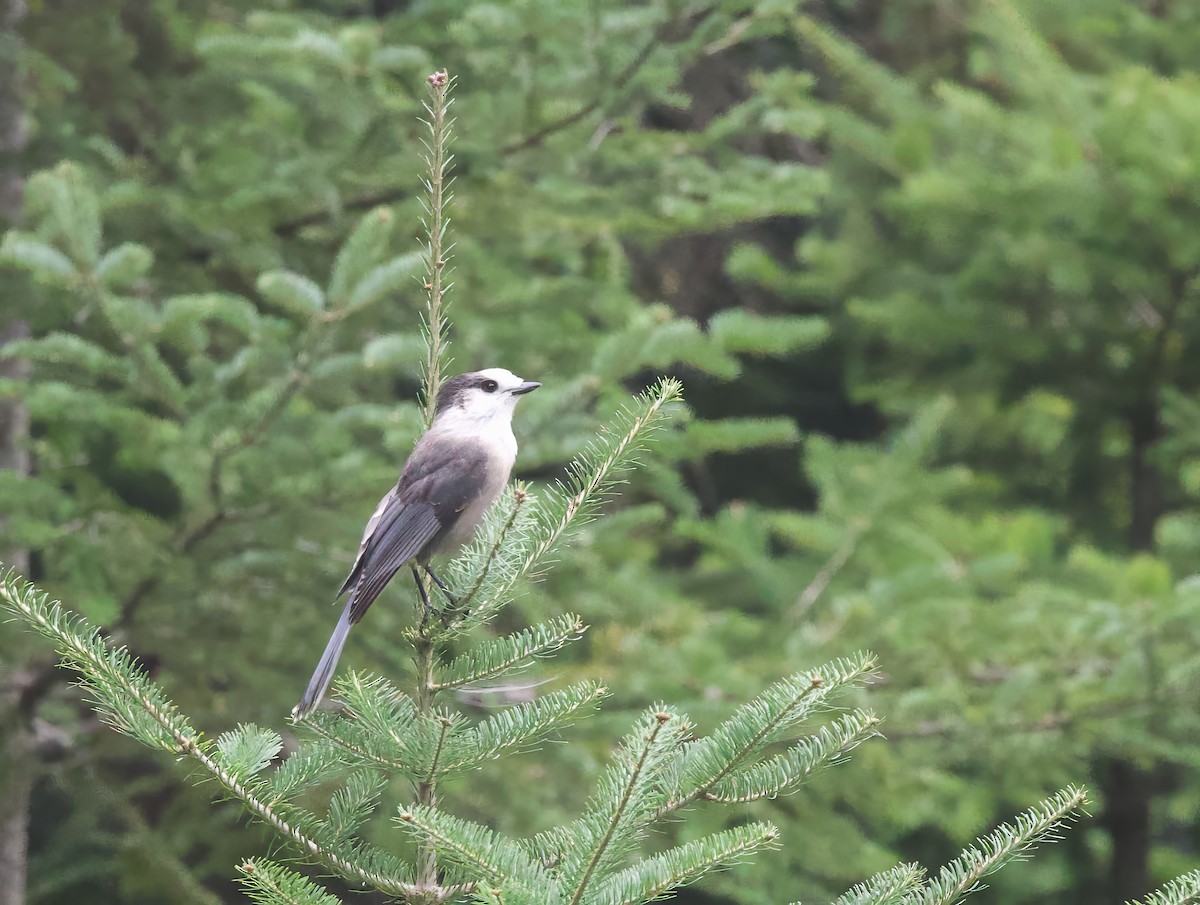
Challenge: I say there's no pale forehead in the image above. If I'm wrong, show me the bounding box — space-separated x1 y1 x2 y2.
473 367 521 384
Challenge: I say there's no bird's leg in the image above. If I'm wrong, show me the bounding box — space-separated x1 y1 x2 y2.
412 565 433 625
425 566 459 606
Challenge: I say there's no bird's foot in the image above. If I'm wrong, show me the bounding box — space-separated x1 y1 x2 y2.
413 566 435 628
425 566 459 606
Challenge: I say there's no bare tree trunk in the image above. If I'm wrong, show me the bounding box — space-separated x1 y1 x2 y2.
1095 404 1164 905
0 683 32 905
1101 757 1153 904
0 1 32 904
0 329 32 905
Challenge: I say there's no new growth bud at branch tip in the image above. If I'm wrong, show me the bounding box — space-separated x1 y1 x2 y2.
810 676 823 687
427 70 448 87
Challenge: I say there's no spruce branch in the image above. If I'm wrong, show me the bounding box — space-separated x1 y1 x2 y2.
498 6 714 155
324 206 400 315
117 304 322 632
95 292 187 418
433 612 587 691
333 673 420 757
419 69 455 427
1126 870 1200 905
405 67 459 887
0 570 461 901
901 786 1088 905
215 724 285 785
441 484 539 627
312 680 606 783
267 737 349 800
791 398 953 620
829 863 925 905
661 652 877 817
238 859 345 905
295 675 448 780
299 708 419 778
792 527 862 618
398 806 548 890
704 709 882 804
587 823 781 905
790 14 920 132
564 709 686 905
1 568 198 754
325 771 387 844
272 7 714 235
442 680 609 771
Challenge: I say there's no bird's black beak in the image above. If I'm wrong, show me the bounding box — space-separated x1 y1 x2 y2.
511 381 541 395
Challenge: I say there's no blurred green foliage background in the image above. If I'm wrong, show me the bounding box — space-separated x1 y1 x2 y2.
2 1 1200 903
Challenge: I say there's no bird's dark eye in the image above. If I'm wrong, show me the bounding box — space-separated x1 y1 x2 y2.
481 379 499 393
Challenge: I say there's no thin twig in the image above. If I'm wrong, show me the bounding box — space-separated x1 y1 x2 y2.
791 527 863 619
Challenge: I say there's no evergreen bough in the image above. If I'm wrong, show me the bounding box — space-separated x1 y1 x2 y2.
0 571 1100 905
3 70 1197 905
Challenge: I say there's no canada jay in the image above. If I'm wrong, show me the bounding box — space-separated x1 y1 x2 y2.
293 368 540 718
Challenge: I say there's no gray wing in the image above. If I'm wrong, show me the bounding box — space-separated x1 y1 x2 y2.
345 502 442 623
335 485 407 599
336 439 491 625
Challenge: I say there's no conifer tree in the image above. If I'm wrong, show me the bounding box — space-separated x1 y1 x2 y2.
0 4 846 894
6 3 1200 903
692 4 1200 901
0 68 1153 905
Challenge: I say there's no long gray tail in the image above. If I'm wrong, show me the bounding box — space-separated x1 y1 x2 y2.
293 600 354 719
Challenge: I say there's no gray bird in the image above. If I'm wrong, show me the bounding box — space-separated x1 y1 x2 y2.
293 368 540 718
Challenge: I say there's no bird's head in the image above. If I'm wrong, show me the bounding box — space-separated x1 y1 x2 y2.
433 368 540 427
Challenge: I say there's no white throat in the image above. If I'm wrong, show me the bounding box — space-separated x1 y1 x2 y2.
428 405 519 463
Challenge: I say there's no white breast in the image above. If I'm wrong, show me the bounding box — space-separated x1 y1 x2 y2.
439 424 517 553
